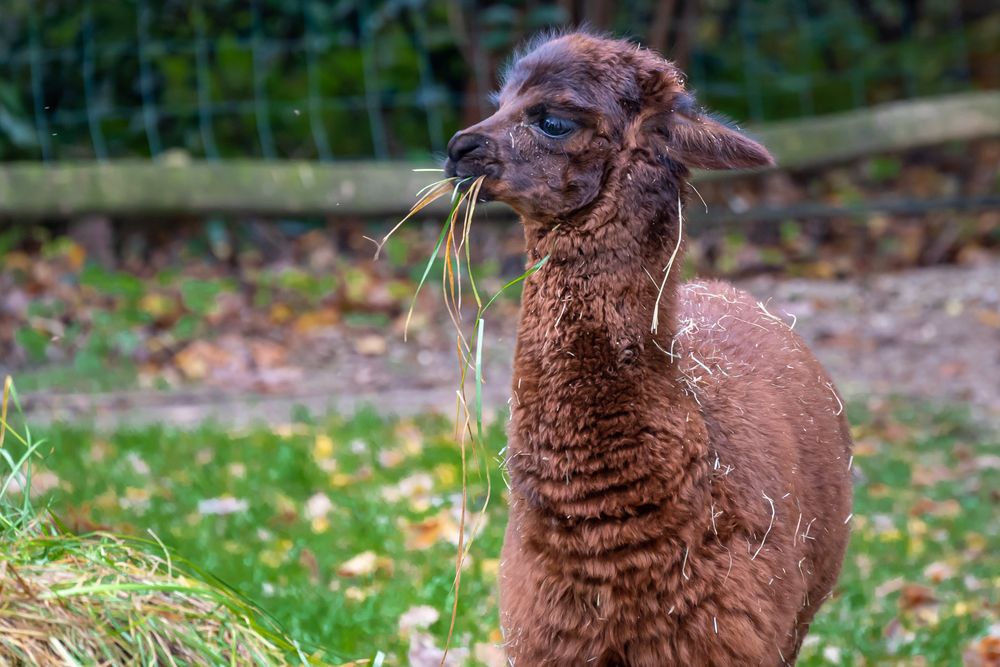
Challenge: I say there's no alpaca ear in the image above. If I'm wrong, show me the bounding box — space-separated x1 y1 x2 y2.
634 57 773 170
664 106 774 171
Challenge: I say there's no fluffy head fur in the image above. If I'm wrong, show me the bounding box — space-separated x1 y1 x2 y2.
447 32 851 666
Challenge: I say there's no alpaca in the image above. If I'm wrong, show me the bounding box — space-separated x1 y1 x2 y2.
444 32 853 666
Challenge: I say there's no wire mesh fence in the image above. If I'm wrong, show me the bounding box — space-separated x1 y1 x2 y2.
0 0 997 163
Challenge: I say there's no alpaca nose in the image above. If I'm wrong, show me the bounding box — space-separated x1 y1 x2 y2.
447 132 487 164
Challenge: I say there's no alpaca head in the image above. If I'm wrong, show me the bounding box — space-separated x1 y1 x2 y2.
445 32 774 225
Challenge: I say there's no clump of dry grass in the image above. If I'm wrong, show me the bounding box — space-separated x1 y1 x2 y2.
0 377 324 667
0 533 307 666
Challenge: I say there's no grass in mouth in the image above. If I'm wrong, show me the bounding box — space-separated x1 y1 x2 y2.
371 172 549 659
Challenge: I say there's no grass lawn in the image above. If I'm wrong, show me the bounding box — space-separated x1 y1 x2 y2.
9 402 999 666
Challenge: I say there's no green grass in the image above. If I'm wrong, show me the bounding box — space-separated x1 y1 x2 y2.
8 403 999 665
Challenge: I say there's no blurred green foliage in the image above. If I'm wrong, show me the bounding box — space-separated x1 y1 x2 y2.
0 0 997 160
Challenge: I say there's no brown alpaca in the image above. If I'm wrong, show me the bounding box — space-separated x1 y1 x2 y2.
445 32 853 666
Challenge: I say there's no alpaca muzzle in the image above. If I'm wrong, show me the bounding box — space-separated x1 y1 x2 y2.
444 131 502 189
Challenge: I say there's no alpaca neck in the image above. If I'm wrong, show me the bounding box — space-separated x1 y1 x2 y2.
507 188 709 527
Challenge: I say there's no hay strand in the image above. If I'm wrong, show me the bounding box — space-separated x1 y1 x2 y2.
651 196 684 334
378 174 557 667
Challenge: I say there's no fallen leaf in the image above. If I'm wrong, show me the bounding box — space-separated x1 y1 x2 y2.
963 626 1000 667
3 250 30 272
398 605 439 636
874 577 905 599
882 617 915 653
853 438 880 457
923 561 956 583
911 462 958 486
313 434 337 473
61 504 114 534
89 440 111 462
274 423 310 438
354 334 387 356
822 646 842 663
337 551 377 577
480 559 500 577
65 241 87 272
125 452 150 476
94 490 118 512
434 463 456 486
382 473 435 512
269 493 299 525
974 455 1000 470
259 539 294 568
299 547 321 584
378 449 406 468
974 308 1000 329
305 492 334 533
896 582 942 627
174 340 232 380
344 585 371 602
139 292 181 323
329 466 372 488
898 583 936 611
474 642 507 667
408 632 467 667
395 421 424 455
293 308 339 335
269 302 294 324
403 510 461 551
870 514 896 535
120 486 151 512
6 469 62 498
910 497 961 518
305 492 334 520
938 361 969 379
249 339 288 368
198 496 248 516
314 434 335 459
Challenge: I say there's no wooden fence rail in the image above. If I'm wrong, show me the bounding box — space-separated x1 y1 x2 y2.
1 91 998 220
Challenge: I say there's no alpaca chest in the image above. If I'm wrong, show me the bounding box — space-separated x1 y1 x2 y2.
499 511 793 666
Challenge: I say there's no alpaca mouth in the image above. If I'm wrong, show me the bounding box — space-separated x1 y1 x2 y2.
445 158 489 179
444 161 498 200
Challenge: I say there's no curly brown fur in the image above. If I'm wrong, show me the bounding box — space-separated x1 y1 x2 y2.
445 32 853 667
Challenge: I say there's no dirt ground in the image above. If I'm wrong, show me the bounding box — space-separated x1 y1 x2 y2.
22 258 1000 430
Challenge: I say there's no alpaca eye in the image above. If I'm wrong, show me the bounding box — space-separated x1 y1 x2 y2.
537 115 576 138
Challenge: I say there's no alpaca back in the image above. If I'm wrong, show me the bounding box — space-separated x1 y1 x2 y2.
496 278 853 665
676 280 853 620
